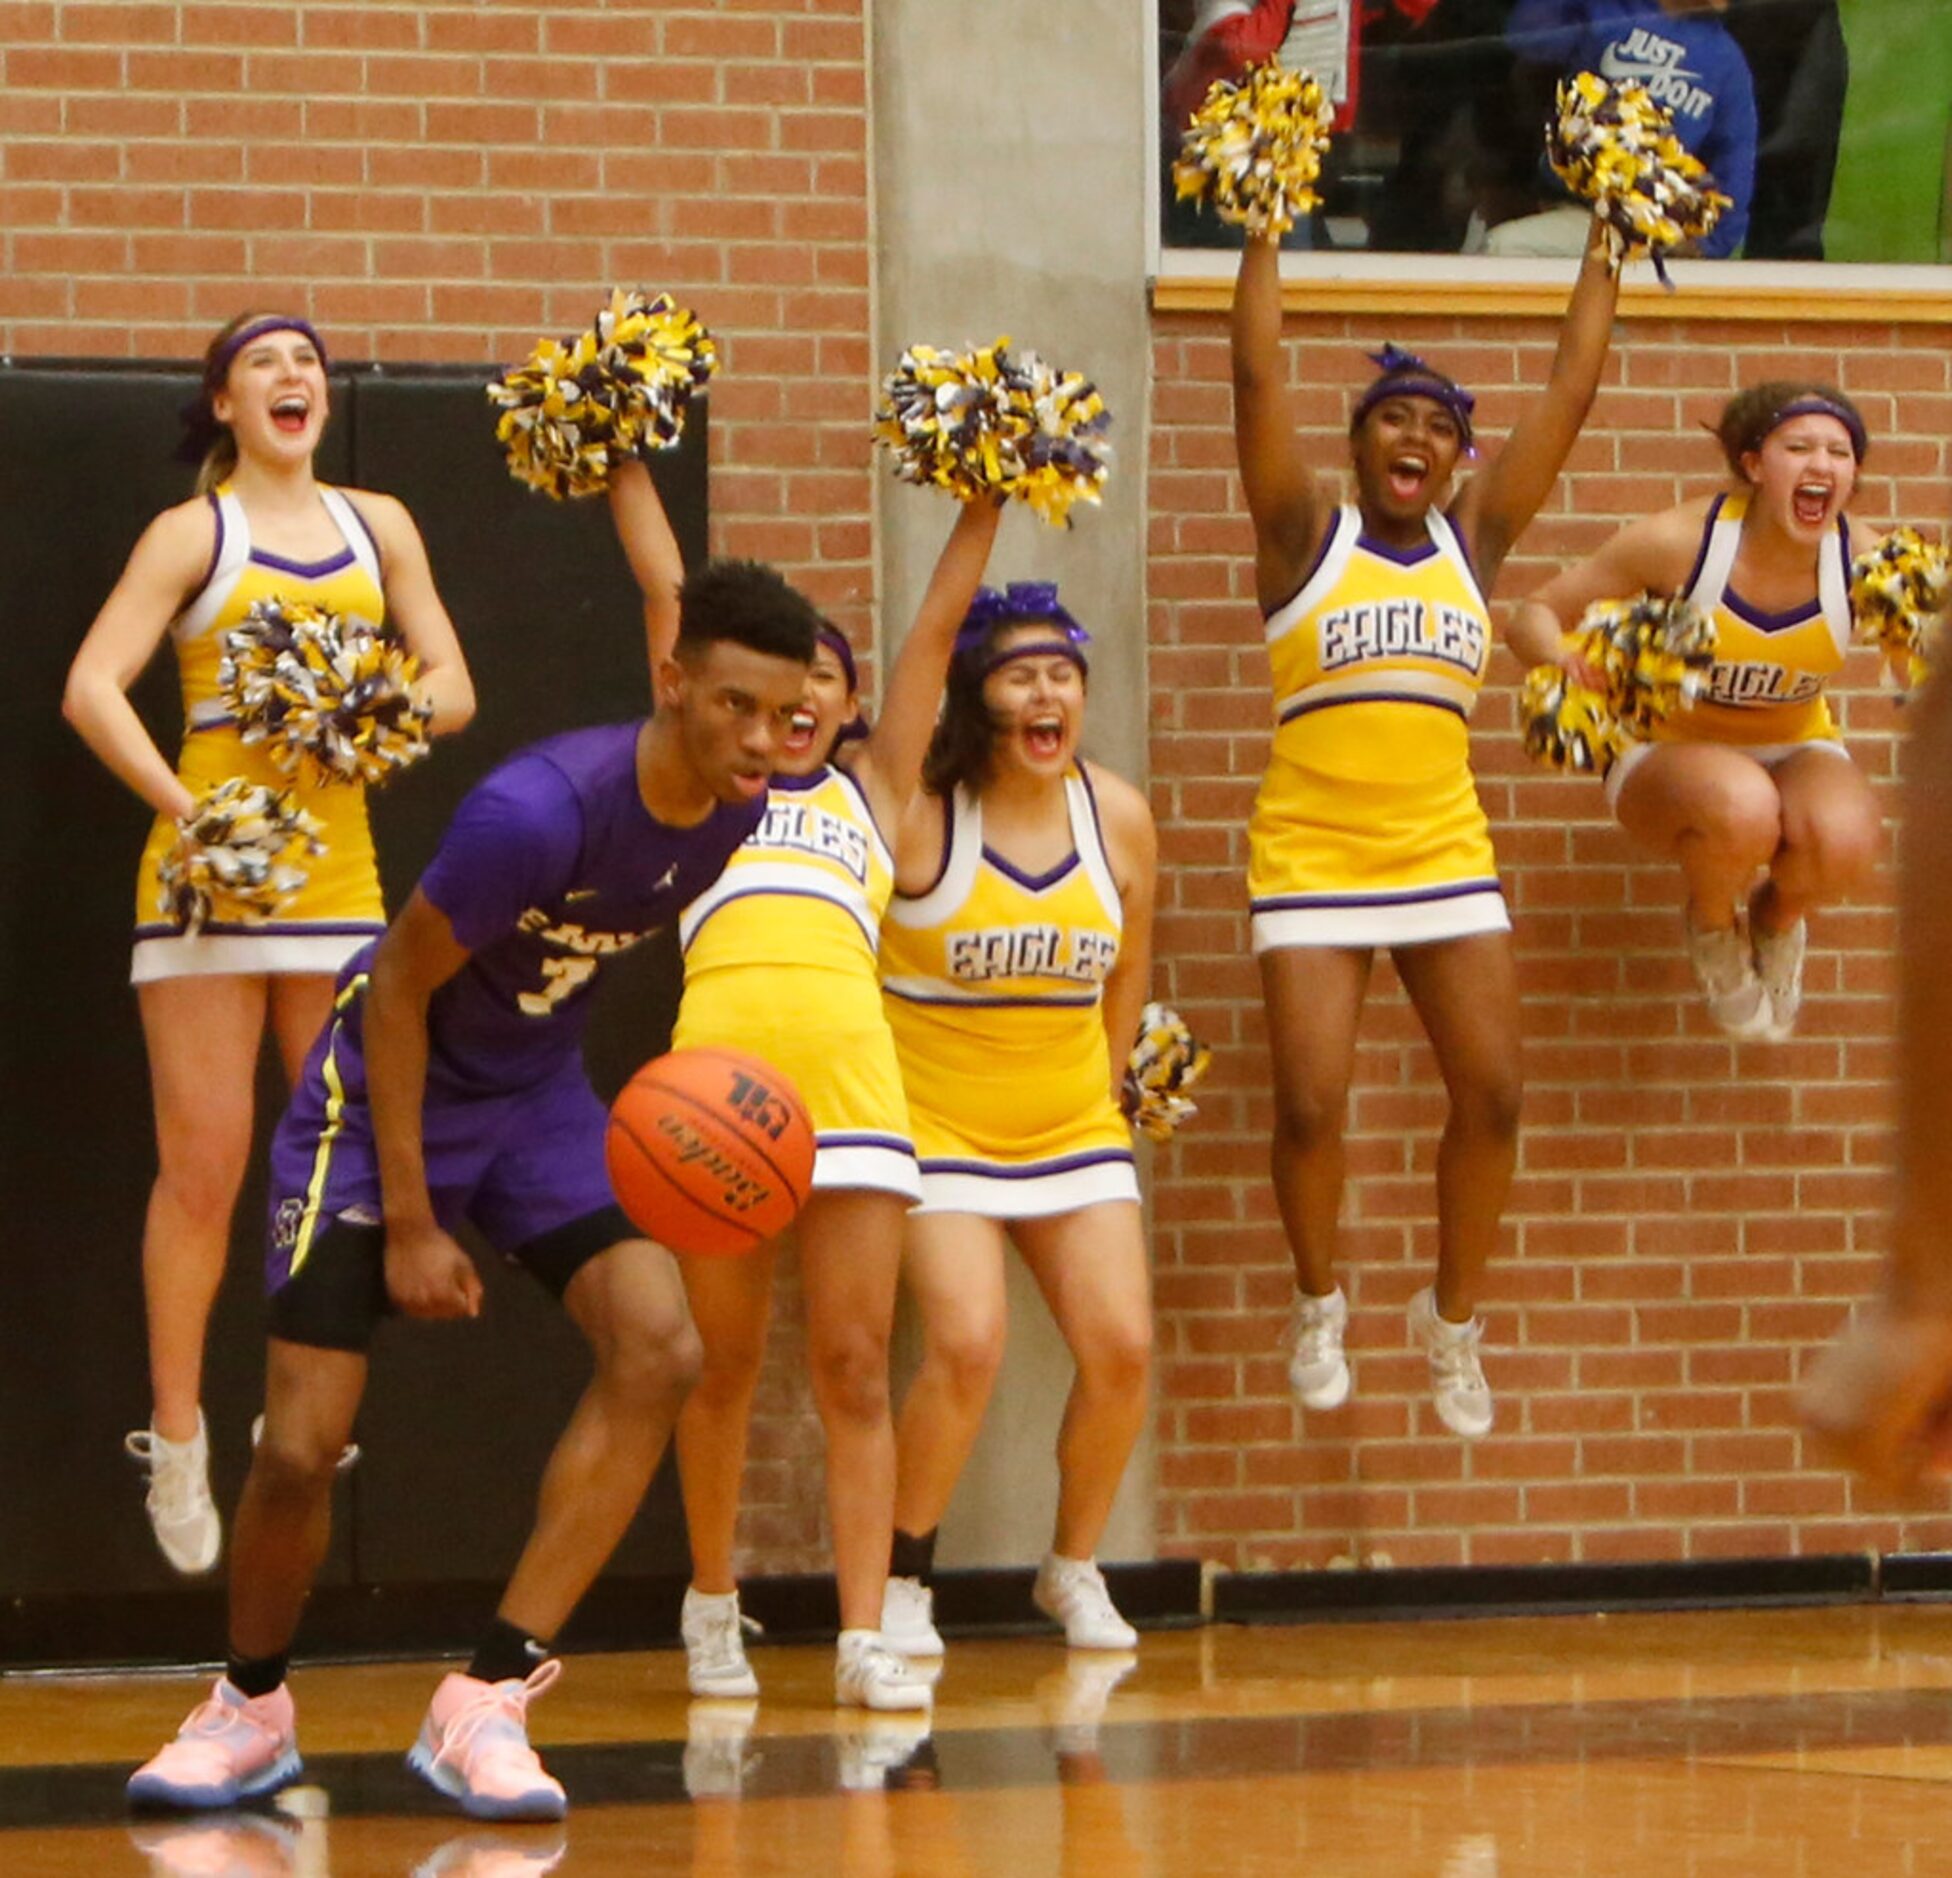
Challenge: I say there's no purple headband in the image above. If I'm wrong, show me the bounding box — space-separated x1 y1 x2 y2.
1765 396 1868 461
176 316 329 466
815 622 860 693
953 582 1091 678
813 622 870 747
1350 345 1477 456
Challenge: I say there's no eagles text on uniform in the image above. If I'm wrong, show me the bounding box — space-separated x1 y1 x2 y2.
1318 600 1487 676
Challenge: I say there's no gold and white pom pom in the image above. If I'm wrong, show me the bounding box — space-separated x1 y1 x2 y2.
1173 57 1333 241
873 337 1112 528
1852 527 1949 692
1519 595 1717 775
1123 1002 1213 1144
1548 71 1731 280
220 599 430 789
488 290 718 499
156 779 325 934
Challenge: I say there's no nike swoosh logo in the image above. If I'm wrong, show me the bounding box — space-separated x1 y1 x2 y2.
1599 46 1702 87
655 866 679 891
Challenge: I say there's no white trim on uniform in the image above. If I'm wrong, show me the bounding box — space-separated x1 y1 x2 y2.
811 1139 922 1201
131 927 381 984
1264 506 1355 645
1250 882 1509 952
913 1154 1140 1219
885 785 983 930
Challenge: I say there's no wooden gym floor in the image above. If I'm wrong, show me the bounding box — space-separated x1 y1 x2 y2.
6 1605 1952 1875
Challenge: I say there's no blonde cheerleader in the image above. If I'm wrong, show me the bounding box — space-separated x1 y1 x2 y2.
62 312 473 1572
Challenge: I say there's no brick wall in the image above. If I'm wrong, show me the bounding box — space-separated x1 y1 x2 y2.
1 0 865 1577
0 0 872 630
1147 307 1952 1569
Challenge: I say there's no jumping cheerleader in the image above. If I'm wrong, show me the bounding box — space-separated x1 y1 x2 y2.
63 312 473 1571
1230 215 1620 1436
1512 382 1881 1042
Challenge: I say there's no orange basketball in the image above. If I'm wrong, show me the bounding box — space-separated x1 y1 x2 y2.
605 1048 815 1257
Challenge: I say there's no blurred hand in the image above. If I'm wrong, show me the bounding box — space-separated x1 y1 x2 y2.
384 1222 484 1320
1800 1294 1952 1499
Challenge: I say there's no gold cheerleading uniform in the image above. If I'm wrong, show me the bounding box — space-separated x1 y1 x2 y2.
673 763 920 1200
130 485 390 984
1662 490 1853 744
1247 503 1506 951
880 767 1137 1219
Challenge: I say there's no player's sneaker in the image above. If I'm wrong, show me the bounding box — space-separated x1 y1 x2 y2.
1410 1288 1494 1439
836 1714 934 1792
1282 1287 1351 1410
407 1662 566 1822
1754 915 1808 1041
681 1586 760 1699
1684 910 1771 1038
879 1575 944 1657
1033 1555 1140 1651
835 1631 932 1712
125 1413 221 1576
127 1813 299 1875
127 1677 301 1810
682 1700 760 1801
411 1828 568 1877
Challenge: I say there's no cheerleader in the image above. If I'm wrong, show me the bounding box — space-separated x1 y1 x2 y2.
877 584 1158 1657
624 464 1002 1711
62 311 473 1572
1511 382 1882 1041
1230 215 1620 1437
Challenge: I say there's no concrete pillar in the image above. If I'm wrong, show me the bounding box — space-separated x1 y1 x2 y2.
868 0 1156 1566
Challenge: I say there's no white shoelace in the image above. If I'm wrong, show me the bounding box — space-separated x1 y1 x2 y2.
433 1660 561 1779
125 1428 211 1522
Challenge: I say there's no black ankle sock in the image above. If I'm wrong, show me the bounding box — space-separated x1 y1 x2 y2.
467 1618 552 1685
225 1651 289 1700
889 1527 938 1583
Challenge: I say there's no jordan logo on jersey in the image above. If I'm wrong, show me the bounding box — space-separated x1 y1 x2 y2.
753 800 871 883
1318 600 1487 677
949 925 1117 986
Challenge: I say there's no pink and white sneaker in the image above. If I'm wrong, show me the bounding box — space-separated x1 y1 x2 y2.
126 1678 301 1810
407 1660 567 1822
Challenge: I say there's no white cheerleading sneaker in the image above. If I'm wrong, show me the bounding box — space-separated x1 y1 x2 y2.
125 1412 221 1576
1032 1554 1139 1651
1282 1286 1351 1410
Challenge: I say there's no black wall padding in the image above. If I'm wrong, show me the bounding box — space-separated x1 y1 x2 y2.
0 362 705 1617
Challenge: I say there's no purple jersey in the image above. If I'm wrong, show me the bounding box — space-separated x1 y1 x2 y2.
339 721 762 1093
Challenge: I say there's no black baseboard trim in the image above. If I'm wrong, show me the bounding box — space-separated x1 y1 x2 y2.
1872 1551 1952 1598
0 1559 1207 1674
1212 1553 1877 1625
17 1552 1946 1673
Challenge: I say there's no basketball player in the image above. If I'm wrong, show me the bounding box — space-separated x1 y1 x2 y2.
1801 601 1952 1497
62 311 475 1575
1229 211 1620 1437
616 464 1002 1710
126 494 818 1819
878 585 1159 1657
1511 384 1882 1042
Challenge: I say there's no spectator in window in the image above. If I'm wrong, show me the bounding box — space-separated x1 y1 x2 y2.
1505 0 1758 258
